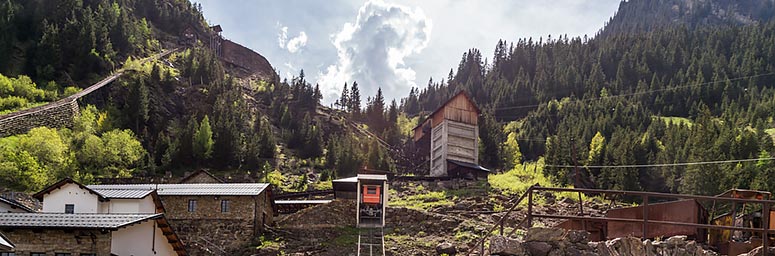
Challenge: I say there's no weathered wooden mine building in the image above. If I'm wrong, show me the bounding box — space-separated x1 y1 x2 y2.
413 91 489 178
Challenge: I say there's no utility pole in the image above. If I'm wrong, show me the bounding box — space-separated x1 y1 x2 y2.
570 138 580 188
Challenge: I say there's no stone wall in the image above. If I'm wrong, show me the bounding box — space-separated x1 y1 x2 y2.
2 228 111 255
161 195 258 221
159 192 274 254
488 227 718 256
0 100 80 137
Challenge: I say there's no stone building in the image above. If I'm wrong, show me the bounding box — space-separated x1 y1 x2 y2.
87 183 274 253
0 178 188 255
0 212 184 255
178 169 225 184
412 91 490 179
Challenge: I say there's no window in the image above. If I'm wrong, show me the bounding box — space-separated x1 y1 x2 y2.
65 204 74 214
80 254 96 256
55 254 71 256
1 252 16 256
31 253 45 256
188 199 197 212
221 200 230 212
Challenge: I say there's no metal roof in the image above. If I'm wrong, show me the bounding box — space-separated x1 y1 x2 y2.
0 232 12 250
274 200 332 204
89 188 154 199
447 159 490 172
0 196 34 212
0 213 162 229
357 174 388 181
332 176 358 183
87 183 270 196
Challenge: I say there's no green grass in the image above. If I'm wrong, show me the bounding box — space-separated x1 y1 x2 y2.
488 158 598 205
653 116 693 128
311 180 333 190
328 226 359 247
389 190 454 210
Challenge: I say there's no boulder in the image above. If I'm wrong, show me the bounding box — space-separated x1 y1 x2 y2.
664 235 687 247
607 237 645 256
565 230 590 244
525 227 566 242
740 246 775 256
436 242 457 255
489 236 526 256
560 197 576 204
523 241 553 256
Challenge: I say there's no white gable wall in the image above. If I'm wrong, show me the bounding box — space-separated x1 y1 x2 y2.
111 220 177 256
106 197 156 213
0 201 27 213
41 183 99 213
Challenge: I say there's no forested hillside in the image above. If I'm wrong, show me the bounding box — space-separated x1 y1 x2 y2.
0 0 401 193
398 1 775 197
3 0 775 199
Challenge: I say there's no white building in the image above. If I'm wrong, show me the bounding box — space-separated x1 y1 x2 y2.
0 178 187 255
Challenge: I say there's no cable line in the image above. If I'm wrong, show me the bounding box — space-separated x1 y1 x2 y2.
545 157 775 169
492 72 775 111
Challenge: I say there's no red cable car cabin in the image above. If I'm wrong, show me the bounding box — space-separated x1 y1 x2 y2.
362 185 381 204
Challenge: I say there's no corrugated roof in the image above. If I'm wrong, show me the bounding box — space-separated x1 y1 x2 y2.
357 174 388 181
332 176 358 183
90 188 154 199
0 213 162 229
87 183 270 196
447 159 490 172
274 200 332 204
0 231 13 250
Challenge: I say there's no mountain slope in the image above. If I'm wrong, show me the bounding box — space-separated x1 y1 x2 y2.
600 0 775 37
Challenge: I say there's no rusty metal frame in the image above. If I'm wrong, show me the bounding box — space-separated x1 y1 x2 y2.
468 185 775 256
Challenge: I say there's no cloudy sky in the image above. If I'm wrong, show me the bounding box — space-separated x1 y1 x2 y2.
193 0 621 105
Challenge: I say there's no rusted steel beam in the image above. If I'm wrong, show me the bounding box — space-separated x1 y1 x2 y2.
532 214 770 233
643 195 649 239
465 184 535 256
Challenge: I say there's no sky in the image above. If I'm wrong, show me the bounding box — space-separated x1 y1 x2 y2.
193 0 622 105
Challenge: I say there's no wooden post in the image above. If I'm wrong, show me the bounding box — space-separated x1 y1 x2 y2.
527 188 534 227
763 202 770 256
730 201 737 242
481 229 486 256
500 217 504 236
642 195 649 239
571 138 580 188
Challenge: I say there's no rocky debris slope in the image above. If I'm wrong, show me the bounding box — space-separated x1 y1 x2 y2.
490 227 718 256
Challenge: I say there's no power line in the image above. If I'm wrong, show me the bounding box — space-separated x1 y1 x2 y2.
545 157 775 169
492 72 775 112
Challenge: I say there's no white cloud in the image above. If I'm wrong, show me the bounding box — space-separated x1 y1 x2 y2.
317 0 432 105
286 31 308 53
277 25 288 48
277 23 308 54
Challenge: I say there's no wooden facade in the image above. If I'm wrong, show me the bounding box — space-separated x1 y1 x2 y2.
413 91 480 143
413 91 484 177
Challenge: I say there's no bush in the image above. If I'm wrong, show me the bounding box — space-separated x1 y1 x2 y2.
0 96 28 111
63 86 82 97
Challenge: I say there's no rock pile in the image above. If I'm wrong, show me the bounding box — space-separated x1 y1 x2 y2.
489 227 718 256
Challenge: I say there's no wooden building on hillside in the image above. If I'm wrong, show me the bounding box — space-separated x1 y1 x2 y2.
412 91 489 178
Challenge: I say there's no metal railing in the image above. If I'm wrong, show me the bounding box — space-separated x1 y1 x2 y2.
468 185 775 255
